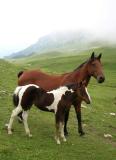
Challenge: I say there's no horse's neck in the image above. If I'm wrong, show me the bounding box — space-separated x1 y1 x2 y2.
66 65 91 86
84 76 91 86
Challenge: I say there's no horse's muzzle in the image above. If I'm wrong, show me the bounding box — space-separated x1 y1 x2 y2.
97 76 105 83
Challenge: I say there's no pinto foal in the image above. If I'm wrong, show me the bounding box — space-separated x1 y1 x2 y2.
7 82 91 144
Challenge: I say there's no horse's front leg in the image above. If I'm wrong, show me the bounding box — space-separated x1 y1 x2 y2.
64 108 70 136
74 102 85 136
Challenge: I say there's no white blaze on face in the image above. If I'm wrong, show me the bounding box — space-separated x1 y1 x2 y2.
85 87 91 102
46 86 73 113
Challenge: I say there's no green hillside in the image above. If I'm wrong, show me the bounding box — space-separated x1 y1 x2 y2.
0 47 116 160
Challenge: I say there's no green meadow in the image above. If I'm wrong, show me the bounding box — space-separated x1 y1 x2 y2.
0 47 116 160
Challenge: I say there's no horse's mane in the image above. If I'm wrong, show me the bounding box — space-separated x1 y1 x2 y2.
74 56 98 71
73 60 88 71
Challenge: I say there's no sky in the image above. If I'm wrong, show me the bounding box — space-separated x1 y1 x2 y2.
0 0 116 58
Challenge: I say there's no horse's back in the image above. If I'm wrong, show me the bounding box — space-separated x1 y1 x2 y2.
18 70 64 90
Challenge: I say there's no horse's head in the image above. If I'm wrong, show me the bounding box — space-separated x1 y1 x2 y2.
71 81 91 104
87 52 105 83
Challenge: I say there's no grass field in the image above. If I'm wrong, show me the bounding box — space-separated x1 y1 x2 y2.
0 47 116 160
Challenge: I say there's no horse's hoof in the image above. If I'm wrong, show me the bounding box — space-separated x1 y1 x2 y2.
64 131 69 136
79 131 85 136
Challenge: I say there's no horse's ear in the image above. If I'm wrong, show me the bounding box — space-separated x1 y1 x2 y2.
97 53 102 59
91 52 95 60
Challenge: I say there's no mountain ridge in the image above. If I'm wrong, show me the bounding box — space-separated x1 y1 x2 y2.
6 31 114 59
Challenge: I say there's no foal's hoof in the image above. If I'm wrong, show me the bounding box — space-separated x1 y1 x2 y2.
4 124 14 132
79 131 85 136
26 133 32 138
28 134 32 138
63 138 67 142
56 140 61 145
8 130 13 135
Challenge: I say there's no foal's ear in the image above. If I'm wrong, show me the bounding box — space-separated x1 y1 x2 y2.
82 80 86 85
90 52 95 60
79 80 86 87
97 53 102 59
78 81 82 88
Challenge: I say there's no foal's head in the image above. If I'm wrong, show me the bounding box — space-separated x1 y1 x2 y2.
77 82 91 104
71 81 91 104
87 52 105 83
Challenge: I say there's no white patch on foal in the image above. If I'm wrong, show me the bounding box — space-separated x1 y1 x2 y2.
46 86 73 113
14 84 39 104
7 84 39 135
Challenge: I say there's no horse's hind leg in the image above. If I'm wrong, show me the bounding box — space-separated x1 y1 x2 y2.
22 111 32 137
8 106 22 134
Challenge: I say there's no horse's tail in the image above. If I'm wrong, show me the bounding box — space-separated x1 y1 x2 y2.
17 71 24 78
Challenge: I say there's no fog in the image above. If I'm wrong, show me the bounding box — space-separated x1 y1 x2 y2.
0 0 116 58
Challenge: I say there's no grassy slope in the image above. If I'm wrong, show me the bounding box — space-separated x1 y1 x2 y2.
0 47 116 160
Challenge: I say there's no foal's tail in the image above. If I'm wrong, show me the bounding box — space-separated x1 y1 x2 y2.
13 94 23 123
13 94 19 107
17 71 24 78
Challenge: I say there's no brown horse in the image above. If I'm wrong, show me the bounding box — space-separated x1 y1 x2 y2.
17 52 105 136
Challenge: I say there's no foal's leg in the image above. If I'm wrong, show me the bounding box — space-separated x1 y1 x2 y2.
60 122 66 142
17 111 23 123
74 102 85 136
22 111 32 137
8 106 23 134
55 112 61 144
55 122 61 144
